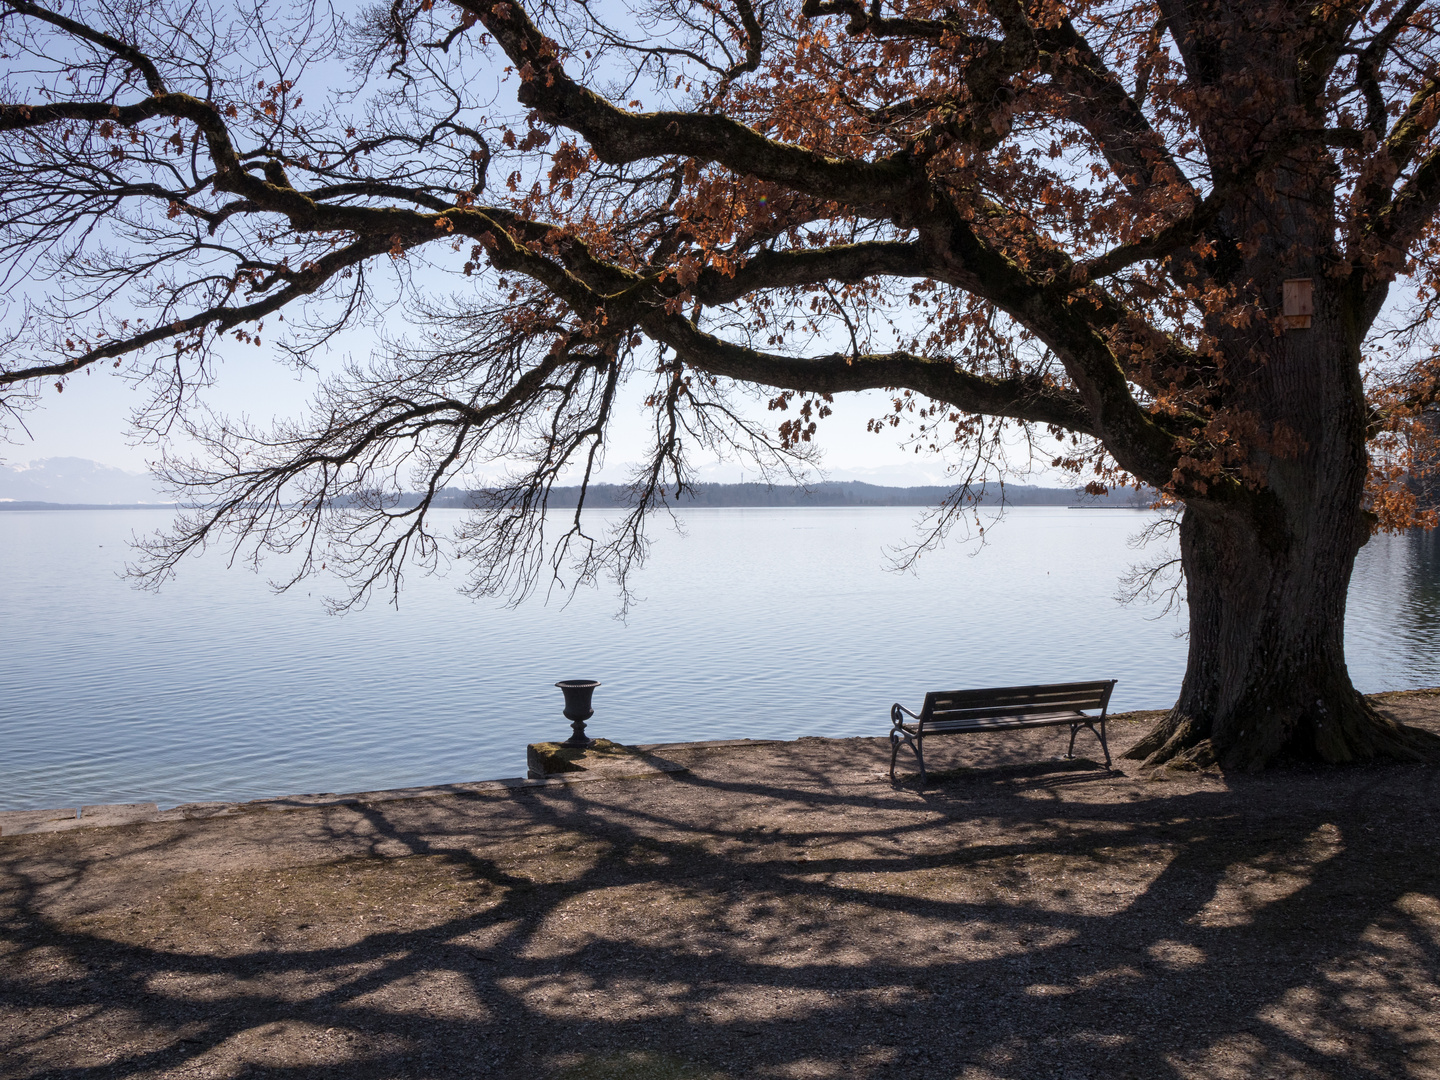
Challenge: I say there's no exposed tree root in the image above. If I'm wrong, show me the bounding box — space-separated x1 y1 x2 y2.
1125 697 1440 772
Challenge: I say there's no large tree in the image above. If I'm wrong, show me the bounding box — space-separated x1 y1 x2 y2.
2 0 1439 769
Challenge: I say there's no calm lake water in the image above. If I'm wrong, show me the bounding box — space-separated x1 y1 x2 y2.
2 506 1437 810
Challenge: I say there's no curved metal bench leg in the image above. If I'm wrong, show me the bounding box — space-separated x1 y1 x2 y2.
1068 720 1112 767
890 730 925 785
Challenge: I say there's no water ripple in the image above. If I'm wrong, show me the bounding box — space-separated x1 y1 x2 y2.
1 507 1435 809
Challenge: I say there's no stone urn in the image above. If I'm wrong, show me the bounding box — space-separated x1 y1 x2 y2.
555 679 600 748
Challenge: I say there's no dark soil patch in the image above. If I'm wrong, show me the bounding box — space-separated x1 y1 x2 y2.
3 693 1439 1079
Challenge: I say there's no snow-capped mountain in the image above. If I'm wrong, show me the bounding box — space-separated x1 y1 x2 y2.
0 458 167 504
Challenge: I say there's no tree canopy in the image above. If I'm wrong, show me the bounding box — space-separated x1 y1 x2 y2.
2 0 1439 768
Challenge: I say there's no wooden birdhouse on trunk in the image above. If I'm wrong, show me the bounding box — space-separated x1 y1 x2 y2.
1283 278 1314 330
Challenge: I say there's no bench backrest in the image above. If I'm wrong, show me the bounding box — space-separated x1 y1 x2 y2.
921 680 1116 725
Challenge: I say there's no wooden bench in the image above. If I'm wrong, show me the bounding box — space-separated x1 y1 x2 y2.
889 680 1117 783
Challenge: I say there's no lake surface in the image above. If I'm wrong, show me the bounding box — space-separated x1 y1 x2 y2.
2 507 1437 810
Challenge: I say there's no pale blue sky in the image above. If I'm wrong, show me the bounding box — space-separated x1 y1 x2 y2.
0 0 1065 491
5 343 984 487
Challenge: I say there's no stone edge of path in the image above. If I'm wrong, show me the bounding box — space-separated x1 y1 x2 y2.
0 738 784 838
7 691 1436 839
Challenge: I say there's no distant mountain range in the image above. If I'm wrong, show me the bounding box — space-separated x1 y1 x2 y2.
0 457 167 505
0 458 1155 509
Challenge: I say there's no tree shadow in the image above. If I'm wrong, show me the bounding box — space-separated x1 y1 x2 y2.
2 748 1439 1079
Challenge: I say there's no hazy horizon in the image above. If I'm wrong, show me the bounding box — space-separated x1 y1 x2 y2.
2 455 1110 506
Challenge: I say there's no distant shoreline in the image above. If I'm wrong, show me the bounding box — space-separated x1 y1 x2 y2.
0 481 1157 511
0 501 180 511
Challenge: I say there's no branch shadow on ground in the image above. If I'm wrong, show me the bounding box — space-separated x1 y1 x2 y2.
2 747 1438 1080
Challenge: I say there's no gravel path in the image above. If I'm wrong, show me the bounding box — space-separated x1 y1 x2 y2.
3 693 1439 1079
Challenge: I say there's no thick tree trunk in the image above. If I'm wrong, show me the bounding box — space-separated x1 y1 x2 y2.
1125 269 1440 770
1124 500 1439 770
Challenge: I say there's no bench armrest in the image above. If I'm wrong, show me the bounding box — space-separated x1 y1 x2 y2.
891 703 921 729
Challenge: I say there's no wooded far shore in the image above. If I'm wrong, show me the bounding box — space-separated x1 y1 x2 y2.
0 480 1157 511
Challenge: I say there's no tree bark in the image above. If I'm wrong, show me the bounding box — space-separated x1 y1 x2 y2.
1123 502 1433 769
1127 313 1440 770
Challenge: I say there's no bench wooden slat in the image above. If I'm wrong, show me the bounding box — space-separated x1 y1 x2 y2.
925 681 1113 715
890 679 1116 783
928 680 1113 699
926 702 1098 724
924 710 1088 733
